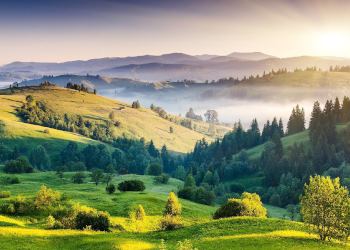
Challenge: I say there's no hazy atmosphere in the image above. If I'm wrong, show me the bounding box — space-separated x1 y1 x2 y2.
2 1 350 249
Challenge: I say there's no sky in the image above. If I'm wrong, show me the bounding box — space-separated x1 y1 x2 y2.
1 0 350 65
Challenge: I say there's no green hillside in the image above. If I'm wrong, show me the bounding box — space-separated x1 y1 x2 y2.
0 86 217 154
0 172 347 250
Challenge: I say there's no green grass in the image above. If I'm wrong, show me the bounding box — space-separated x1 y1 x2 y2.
0 86 216 154
0 172 348 249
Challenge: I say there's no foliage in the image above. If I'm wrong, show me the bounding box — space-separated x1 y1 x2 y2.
154 174 170 184
90 168 104 185
0 191 11 198
147 163 162 176
160 215 183 230
105 184 116 194
29 145 51 170
164 192 182 216
4 156 33 173
300 175 350 241
214 192 266 219
1 176 20 185
34 185 62 211
118 180 145 192
72 172 85 184
75 208 110 231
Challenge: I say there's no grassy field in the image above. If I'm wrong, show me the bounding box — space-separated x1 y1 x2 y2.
0 86 218 154
0 172 348 250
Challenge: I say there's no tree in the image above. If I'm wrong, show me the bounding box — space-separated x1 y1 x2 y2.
135 205 146 221
174 165 186 180
164 192 182 216
61 142 79 164
147 140 159 158
184 174 196 188
301 176 350 241
204 110 219 124
131 100 141 109
105 184 116 194
90 169 104 185
72 172 85 184
29 145 51 170
4 156 33 173
287 105 305 135
147 163 162 176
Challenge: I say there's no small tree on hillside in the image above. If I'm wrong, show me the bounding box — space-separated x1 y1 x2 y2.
163 192 182 216
90 169 104 186
135 205 146 221
301 175 350 241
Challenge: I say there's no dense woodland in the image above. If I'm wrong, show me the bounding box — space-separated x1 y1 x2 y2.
182 96 350 207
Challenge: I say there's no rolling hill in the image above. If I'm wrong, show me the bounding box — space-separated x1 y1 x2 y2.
0 85 217 156
0 172 347 250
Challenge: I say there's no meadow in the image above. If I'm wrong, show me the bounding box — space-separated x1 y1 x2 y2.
0 171 348 250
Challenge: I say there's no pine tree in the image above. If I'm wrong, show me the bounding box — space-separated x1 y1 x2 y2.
164 192 182 216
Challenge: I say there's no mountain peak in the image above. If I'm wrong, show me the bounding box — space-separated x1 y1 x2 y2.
227 52 276 61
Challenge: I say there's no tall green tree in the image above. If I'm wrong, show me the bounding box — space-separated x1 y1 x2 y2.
301 176 350 241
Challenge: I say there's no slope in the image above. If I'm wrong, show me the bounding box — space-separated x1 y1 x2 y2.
0 85 211 153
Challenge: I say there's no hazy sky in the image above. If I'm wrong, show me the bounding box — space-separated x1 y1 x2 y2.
1 0 350 65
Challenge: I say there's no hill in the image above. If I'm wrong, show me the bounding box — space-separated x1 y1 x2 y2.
0 85 214 155
0 172 347 250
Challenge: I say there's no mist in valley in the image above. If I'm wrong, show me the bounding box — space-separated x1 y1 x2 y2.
101 85 350 129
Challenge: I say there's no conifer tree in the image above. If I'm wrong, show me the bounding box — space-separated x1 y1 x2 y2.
164 192 182 216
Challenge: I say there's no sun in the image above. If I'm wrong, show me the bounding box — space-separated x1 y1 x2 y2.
314 31 349 57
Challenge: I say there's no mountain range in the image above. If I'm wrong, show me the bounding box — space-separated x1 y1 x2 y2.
1 52 350 82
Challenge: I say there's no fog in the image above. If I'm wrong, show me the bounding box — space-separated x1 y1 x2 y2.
101 85 350 129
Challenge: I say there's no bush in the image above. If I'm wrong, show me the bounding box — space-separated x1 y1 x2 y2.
72 172 85 184
148 163 162 176
1 176 20 185
213 192 266 219
35 185 62 211
160 215 183 230
105 184 116 194
178 187 195 200
118 180 145 192
4 156 33 173
154 174 169 184
0 191 10 198
0 196 35 215
75 209 110 231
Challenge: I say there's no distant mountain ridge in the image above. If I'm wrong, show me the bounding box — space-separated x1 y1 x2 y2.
2 52 350 82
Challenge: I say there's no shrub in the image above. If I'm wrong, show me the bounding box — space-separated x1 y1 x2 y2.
148 163 163 176
0 196 35 215
177 239 198 250
178 187 195 200
105 184 116 194
164 192 181 216
4 156 33 173
213 192 266 219
72 172 85 184
0 191 10 198
34 185 61 211
160 215 183 230
75 209 110 231
118 180 145 192
1 176 20 185
154 174 169 184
